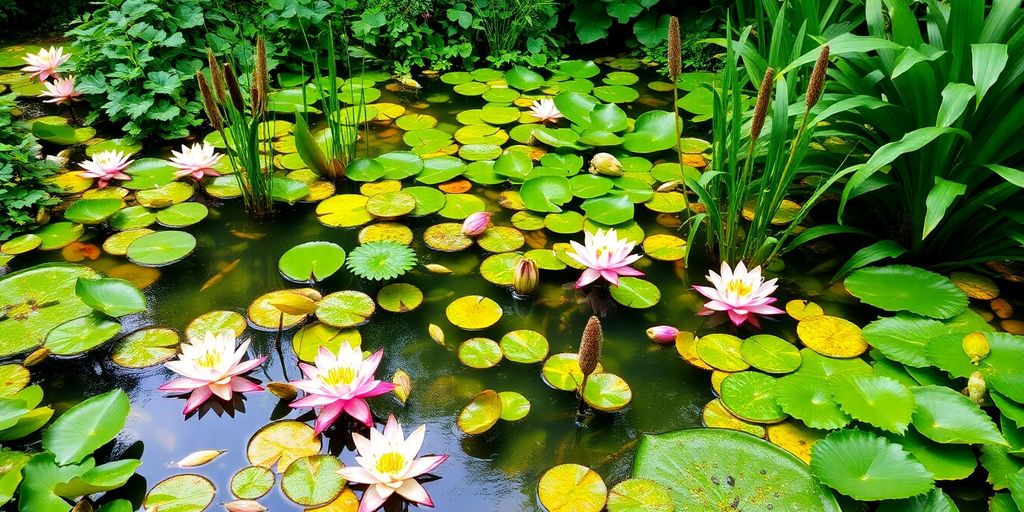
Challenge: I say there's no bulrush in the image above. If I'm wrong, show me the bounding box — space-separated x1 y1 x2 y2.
224 62 246 113
667 16 682 81
578 316 603 379
750 67 774 142
646 325 679 344
512 257 539 297
252 38 268 114
806 45 830 110
588 152 623 177
196 71 223 130
461 211 491 237
206 48 228 104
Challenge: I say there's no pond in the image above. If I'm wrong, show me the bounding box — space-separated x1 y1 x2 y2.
1 42 1015 512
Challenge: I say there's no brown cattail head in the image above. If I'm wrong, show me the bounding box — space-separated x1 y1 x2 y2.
196 71 223 130
667 16 682 80
750 67 775 142
224 62 246 113
206 48 227 105
253 37 268 114
806 45 830 110
578 316 603 378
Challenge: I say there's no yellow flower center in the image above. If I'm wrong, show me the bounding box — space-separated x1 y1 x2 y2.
726 279 753 297
321 366 357 386
195 350 223 369
375 451 406 475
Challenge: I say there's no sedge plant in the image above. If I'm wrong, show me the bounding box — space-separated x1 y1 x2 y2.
197 38 274 216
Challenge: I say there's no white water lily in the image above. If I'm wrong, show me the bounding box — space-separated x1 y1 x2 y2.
22 46 69 81
529 98 563 124
694 261 784 327
169 142 223 180
158 330 266 414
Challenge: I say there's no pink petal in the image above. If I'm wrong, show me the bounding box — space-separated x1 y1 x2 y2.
395 479 433 507
158 377 210 392
358 381 395 398
314 401 345 435
727 309 749 326
230 356 266 376
693 285 722 300
344 398 373 427
614 265 644 277
337 464 379 485
291 394 339 408
183 386 213 415
404 455 447 479
209 382 233 401
358 484 394 512
575 269 602 288
229 376 263 393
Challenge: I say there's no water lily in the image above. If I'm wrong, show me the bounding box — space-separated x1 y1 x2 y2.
694 261 784 327
22 46 69 81
337 414 447 512
289 345 394 434
646 325 679 344
461 211 491 237
566 228 644 288
529 98 562 124
512 257 539 296
170 142 224 179
39 75 82 105
588 152 623 177
158 330 267 414
78 150 134 189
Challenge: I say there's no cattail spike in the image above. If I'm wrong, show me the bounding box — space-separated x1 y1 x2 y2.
750 67 774 142
667 16 682 81
206 48 227 105
806 45 830 110
253 37 268 114
197 71 223 130
578 316 603 378
224 62 246 113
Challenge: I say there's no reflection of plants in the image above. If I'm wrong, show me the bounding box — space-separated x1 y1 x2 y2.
345 241 418 281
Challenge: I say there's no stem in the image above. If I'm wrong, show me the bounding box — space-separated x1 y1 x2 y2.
672 86 691 225
574 375 589 426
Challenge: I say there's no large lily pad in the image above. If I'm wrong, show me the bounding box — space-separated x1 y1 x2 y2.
247 420 322 471
126 231 197 267
143 474 216 512
633 428 841 511
281 454 346 507
279 241 346 283
810 429 934 501
44 313 121 356
844 265 968 319
0 264 99 358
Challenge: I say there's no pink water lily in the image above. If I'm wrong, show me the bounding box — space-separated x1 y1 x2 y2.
338 414 447 512
694 261 784 327
566 228 644 288
40 75 82 105
646 325 679 344
158 330 267 414
170 141 223 179
22 46 69 82
461 211 491 237
289 345 394 434
79 150 133 189
529 98 562 124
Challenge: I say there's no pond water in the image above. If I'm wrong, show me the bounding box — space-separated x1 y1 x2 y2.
5 60 904 511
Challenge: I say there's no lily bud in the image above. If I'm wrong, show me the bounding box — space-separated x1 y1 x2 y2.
646 325 679 345
462 211 491 237
656 180 679 192
513 258 539 297
967 371 986 405
589 153 623 177
962 332 990 364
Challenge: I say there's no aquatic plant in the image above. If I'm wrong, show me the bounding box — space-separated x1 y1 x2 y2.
0 93 57 240
528 98 562 124
337 414 447 512
77 149 133 189
158 329 267 414
21 46 68 81
38 75 81 106
512 257 539 297
646 325 678 344
288 345 394 434
169 141 223 180
565 228 643 288
694 261 783 328
587 152 623 177
345 241 418 281
198 39 275 216
461 211 491 237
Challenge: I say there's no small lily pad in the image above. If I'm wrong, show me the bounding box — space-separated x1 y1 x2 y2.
281 454 346 507
155 202 208 228
544 212 585 234
405 186 447 216
498 391 531 421
740 335 802 374
538 463 607 512
721 372 786 423
126 231 197 267
247 420 323 471
542 353 602 391
583 373 632 412
438 193 486 220
424 223 473 252
64 198 123 225
279 241 346 283
446 295 503 330
797 315 869 358
376 283 423 313
35 222 84 250
478 226 525 253
291 323 361 363
459 337 503 369
366 191 416 217
248 289 319 331
499 330 549 364
642 235 686 261
109 206 157 230
457 389 502 435
186 310 247 339
136 182 194 208
480 252 522 285
609 277 660 309
143 474 216 512
606 478 674 512
231 465 275 500
316 291 375 328
1 234 42 255
358 222 414 245
111 328 179 368
44 313 121 355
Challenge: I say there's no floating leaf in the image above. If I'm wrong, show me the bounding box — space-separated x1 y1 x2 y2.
111 328 179 368
480 252 523 285
910 385 1006 445
43 389 130 465
247 421 322 471
833 375 915 434
702 399 766 437
521 176 573 213
316 291 375 328
622 111 682 153
143 474 216 512
281 454 346 507
75 277 146 317
786 300 824 320
155 202 209 228
499 330 549 364
230 466 275 500
775 375 851 430
498 391 530 421
0 264 98 358
376 283 423 313
446 295 503 330
249 290 317 331
810 429 934 501
606 478 673 512
583 373 632 412
457 389 502 435
542 353 601 391
345 241 417 281
44 313 121 356
459 338 503 369
766 421 826 463
423 223 473 252
609 277 660 309
797 315 868 358
845 265 968 319
740 335 801 374
538 464 607 512
478 226 526 253
279 242 346 283
720 372 786 423
186 310 246 339
126 231 197 267
64 199 123 225
291 323 360 363
695 334 749 372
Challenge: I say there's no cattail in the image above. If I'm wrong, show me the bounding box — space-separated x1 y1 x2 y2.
196 71 223 130
667 16 682 80
805 45 830 110
206 48 227 105
750 67 774 142
253 37 268 114
224 62 246 113
578 316 603 378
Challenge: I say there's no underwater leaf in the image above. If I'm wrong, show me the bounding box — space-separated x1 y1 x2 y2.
832 375 915 434
43 389 130 465
810 429 934 501
910 385 1006 446
844 265 968 319
634 428 840 511
75 277 146 317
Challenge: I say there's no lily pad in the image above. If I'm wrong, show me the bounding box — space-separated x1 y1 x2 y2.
542 353 602 391
44 313 121 355
64 199 123 225
459 338 503 369
281 454 346 507
109 206 156 230
0 264 99 358
538 463 607 512
1 234 41 255
316 291 375 328
480 252 522 285
143 474 216 512
248 289 318 331
810 429 934 501
498 391 531 421
775 375 852 430
247 420 322 471
702 398 767 437
291 323 361 363
740 335 801 373
136 182 194 208
230 466 275 500
0 364 30 398
186 310 247 339
606 479 674 512
583 373 632 412
376 283 423 313
75 277 145 317
832 375 914 434
478 226 525 253
110 328 179 368
155 203 208 228
499 330 549 364
720 372 786 423
126 231 196 267
457 389 502 435
609 277 660 309
405 186 447 216
34 222 84 250
797 315 868 358
316 194 373 228
424 223 473 252
438 193 486 220
641 234 686 261
845 265 968 319
695 334 748 371
279 242 346 283
446 295 502 330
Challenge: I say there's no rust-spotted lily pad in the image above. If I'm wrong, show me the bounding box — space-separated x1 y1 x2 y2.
143 474 216 512
458 337 503 369
446 295 502 330
583 373 632 412
316 291 375 328
424 223 473 252
797 315 868 358
0 364 30 398
358 223 414 245
607 478 674 512
538 463 607 512
457 389 502 435
377 283 423 313
247 420 322 471
111 327 179 368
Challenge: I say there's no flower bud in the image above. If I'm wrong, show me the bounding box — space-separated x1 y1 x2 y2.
579 316 603 379
462 211 491 237
656 180 679 192
967 371 986 405
646 325 679 344
962 332 990 364
589 153 623 177
513 257 539 297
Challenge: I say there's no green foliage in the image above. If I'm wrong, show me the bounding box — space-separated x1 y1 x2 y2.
345 241 418 281
0 94 58 241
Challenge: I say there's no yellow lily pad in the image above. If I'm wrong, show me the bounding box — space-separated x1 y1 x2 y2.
457 389 501 435
606 478 674 512
186 310 247 339
249 289 320 331
797 315 869 358
766 421 826 463
359 180 403 196
641 234 686 261
538 464 607 512
674 331 712 370
786 299 824 320
316 194 373 228
358 222 414 245
376 283 423 313
102 229 154 256
423 222 473 252
477 226 525 253
541 353 603 391
695 333 749 371
292 323 361 363
950 271 999 300
701 398 766 437
446 295 502 330
247 420 322 471
316 291 375 328
366 191 416 218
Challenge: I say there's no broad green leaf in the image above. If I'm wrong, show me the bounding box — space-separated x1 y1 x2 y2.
75 277 146 317
844 265 967 319
43 389 130 465
810 429 934 501
910 385 1006 446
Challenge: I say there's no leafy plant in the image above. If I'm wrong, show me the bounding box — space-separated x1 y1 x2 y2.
470 0 560 67
345 241 417 281
350 0 479 73
0 93 58 241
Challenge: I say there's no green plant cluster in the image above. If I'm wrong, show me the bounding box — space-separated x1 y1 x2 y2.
0 93 57 241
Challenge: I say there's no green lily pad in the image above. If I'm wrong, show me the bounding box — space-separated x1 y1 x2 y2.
498 391 531 421
544 212 585 234
459 337 503 369
230 466 275 500
378 151 425 180
32 117 96 145
110 328 179 368
720 372 786 423
86 138 143 157
511 211 545 231
478 226 525 253
910 385 1005 445
279 242 346 283
446 295 502 330
634 428 841 511
44 313 121 355
606 479 674 512
0 264 99 358
593 85 639 103
438 193 486 220
482 87 521 103
404 186 447 216
583 372 632 412
832 375 914 434
126 231 197 267
454 124 508 145
494 151 534 181
521 176 573 213
109 206 156 231
34 222 84 250
204 176 242 198
457 389 502 435
280 454 345 507
810 429 934 501
186 310 247 340
136 182 194 208
292 323 361 363
581 194 634 225
775 375 852 430
416 157 466 185
480 106 522 125
64 199 123 225
499 330 549 364
542 353 602 391
101 229 153 256
155 202 208 228
480 252 522 285
645 192 688 213
622 111 682 154
316 291 375 328
740 335 801 374
459 143 503 161
454 81 490 96
376 283 423 313
1 234 42 255
524 249 566 270
75 277 146 317
569 175 614 199
609 277 660 309
845 265 968 319
441 71 473 84
122 158 177 190
558 60 601 78
505 66 545 91
143 474 216 512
